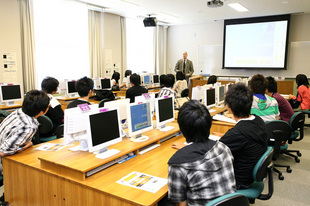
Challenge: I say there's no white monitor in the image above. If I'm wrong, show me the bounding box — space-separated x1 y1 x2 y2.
155 96 175 130
134 93 155 116
127 101 153 142
100 78 112 90
86 108 122 157
204 87 216 109
0 84 23 106
141 74 151 86
104 98 130 127
64 104 99 148
216 85 225 106
191 86 204 103
66 80 78 97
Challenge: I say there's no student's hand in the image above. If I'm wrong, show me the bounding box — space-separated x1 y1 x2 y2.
288 94 294 100
224 113 234 119
171 142 186 150
186 74 190 77
17 141 33 153
212 132 224 137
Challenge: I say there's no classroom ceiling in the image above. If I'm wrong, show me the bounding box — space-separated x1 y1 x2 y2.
78 0 310 25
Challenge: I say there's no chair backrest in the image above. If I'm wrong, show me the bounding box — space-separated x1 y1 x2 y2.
290 112 305 139
253 146 274 182
37 115 54 135
98 98 112 108
206 193 249 206
266 120 292 156
181 88 189 97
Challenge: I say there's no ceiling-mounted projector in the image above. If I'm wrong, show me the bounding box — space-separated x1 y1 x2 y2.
143 17 157 27
207 0 224 8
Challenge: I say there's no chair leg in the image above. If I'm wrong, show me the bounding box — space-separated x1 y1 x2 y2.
248 198 255 204
282 150 301 162
273 167 284 180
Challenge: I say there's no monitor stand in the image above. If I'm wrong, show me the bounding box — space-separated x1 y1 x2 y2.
68 139 89 152
5 101 17 106
94 147 120 159
157 124 174 132
69 93 77 98
130 134 149 142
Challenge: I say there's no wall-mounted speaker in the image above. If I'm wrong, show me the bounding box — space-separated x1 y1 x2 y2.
143 17 157 27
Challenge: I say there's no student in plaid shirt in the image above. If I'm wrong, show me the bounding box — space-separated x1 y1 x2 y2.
167 100 236 206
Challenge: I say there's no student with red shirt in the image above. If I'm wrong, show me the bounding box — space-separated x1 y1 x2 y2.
289 74 310 111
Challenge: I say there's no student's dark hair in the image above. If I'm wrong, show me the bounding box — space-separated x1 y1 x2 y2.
22 90 50 117
41 77 59 94
124 70 132 77
207 75 217 84
164 74 175 88
266 76 278 93
76 76 94 97
178 100 212 143
130 73 141 86
176 71 185 81
249 74 267 94
296 74 309 88
112 72 120 83
160 74 166 87
225 83 253 118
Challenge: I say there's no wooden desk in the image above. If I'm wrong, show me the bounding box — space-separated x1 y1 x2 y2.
3 122 182 206
0 101 22 111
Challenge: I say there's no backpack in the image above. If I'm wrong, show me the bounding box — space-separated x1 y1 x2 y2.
94 90 115 101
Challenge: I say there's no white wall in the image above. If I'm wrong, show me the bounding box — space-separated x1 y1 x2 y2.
167 14 310 78
0 0 23 86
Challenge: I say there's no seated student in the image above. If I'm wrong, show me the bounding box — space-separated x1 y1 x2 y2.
125 73 148 103
289 74 310 111
111 71 121 91
249 74 280 122
158 74 177 99
0 90 50 175
120 70 132 88
41 77 64 133
173 71 188 98
168 100 235 205
213 83 268 189
67 76 94 109
266 76 294 123
207 75 217 85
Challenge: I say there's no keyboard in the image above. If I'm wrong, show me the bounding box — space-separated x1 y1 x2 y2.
85 154 128 177
139 143 160 155
213 114 236 123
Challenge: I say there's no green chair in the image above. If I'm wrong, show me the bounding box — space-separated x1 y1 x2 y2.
181 88 189 98
206 193 249 206
237 147 274 204
98 98 113 108
266 120 293 180
33 115 59 144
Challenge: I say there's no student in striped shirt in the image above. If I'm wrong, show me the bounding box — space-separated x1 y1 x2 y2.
249 74 280 122
158 74 177 99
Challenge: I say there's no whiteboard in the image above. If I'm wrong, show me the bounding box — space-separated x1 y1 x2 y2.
198 42 310 78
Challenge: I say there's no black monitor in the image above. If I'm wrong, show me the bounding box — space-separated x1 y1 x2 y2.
155 96 175 129
205 88 216 109
67 81 77 93
0 84 22 105
101 79 111 90
153 75 159 84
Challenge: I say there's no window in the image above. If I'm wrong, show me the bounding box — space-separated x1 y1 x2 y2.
33 0 89 89
126 18 155 74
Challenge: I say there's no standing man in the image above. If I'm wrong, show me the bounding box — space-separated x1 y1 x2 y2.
175 52 194 81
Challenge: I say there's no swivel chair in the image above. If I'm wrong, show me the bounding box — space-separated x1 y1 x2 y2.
237 147 274 204
302 110 310 127
181 88 189 98
33 115 60 144
266 120 292 180
206 193 249 206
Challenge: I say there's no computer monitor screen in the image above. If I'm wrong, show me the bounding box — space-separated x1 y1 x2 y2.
87 108 122 153
0 85 22 101
134 93 155 115
219 86 225 104
153 75 159 84
127 102 153 141
143 75 151 85
104 98 130 125
205 88 216 109
67 81 77 93
191 86 204 102
101 79 111 90
155 96 175 129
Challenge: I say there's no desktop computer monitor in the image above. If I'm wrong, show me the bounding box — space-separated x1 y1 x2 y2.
155 96 175 130
66 80 78 97
134 93 155 116
86 108 122 155
204 87 216 109
127 101 153 142
104 98 130 127
0 84 23 105
216 85 225 105
141 74 151 86
64 104 99 147
191 86 204 103
153 75 159 84
100 78 111 90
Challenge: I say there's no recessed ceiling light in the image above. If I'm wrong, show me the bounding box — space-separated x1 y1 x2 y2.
228 3 249 12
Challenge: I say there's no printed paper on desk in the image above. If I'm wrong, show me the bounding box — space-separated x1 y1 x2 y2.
117 171 167 193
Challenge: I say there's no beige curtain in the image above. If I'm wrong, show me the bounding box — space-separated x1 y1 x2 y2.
88 10 104 78
19 0 36 92
155 25 168 75
120 17 127 78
